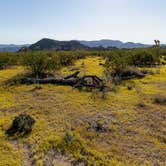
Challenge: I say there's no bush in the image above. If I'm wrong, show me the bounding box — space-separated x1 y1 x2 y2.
104 47 161 84
6 114 35 136
105 51 129 76
129 49 160 66
23 51 60 77
0 54 10 69
58 131 86 157
22 51 87 77
57 51 75 66
0 53 18 69
104 48 161 74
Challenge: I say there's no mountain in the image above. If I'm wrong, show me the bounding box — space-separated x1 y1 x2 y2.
0 44 29 52
0 39 153 52
29 38 88 51
80 39 151 48
29 38 151 51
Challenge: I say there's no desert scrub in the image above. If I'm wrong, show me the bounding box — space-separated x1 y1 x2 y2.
0 52 19 69
129 48 161 66
6 114 35 136
104 46 161 82
22 51 88 77
0 54 11 69
35 131 111 165
0 55 165 165
23 51 61 77
105 51 130 76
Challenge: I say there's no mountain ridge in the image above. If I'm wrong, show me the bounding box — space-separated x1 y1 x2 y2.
29 38 152 51
79 39 151 48
0 38 159 52
0 44 29 52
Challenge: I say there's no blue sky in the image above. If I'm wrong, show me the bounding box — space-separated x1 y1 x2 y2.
0 0 166 44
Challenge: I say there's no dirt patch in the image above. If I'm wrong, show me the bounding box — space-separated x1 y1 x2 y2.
43 150 79 166
23 143 35 166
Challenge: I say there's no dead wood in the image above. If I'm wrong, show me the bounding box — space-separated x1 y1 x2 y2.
24 72 105 89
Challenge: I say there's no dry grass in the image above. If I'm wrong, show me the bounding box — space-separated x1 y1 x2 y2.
0 57 166 166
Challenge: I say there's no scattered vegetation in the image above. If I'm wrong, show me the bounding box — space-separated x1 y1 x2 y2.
38 131 110 165
0 53 19 69
23 52 60 77
104 43 161 83
0 44 166 165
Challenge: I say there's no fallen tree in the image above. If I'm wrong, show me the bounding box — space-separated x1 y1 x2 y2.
110 68 145 80
118 69 145 80
24 71 106 90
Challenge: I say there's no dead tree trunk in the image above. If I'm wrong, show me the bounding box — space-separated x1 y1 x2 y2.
24 72 105 89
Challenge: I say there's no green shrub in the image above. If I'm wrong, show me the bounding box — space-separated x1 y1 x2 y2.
0 53 18 69
129 49 160 66
23 51 60 76
6 114 35 136
22 51 88 76
0 54 10 69
105 51 129 76
57 52 75 66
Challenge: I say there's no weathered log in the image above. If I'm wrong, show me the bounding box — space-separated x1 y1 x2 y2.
64 71 80 79
120 70 145 80
26 77 78 86
74 75 105 89
24 73 105 89
111 69 145 80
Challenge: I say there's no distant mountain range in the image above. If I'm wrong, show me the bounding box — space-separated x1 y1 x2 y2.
80 39 151 48
29 38 152 51
0 44 29 52
0 38 155 52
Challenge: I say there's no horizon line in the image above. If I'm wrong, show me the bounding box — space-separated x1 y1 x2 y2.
0 38 161 45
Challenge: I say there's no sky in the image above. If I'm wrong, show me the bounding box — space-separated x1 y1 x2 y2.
0 0 166 44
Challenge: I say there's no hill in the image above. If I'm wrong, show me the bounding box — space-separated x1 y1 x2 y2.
29 38 88 51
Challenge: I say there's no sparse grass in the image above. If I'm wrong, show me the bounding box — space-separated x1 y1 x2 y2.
36 131 111 165
60 56 105 77
0 56 166 165
0 66 25 83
